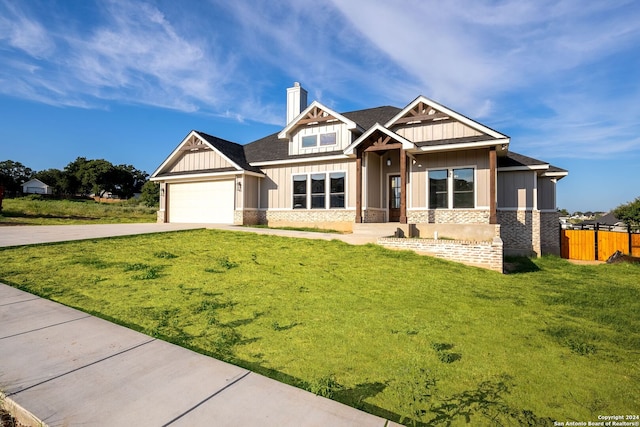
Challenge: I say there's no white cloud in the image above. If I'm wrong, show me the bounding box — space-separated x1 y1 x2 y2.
0 0 55 58
1 0 639 154
328 0 640 158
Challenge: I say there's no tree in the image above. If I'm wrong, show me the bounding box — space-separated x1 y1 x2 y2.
112 164 148 199
0 160 33 196
140 180 159 207
613 197 640 229
558 208 569 216
63 157 87 195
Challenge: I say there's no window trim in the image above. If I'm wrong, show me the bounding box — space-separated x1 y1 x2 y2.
292 171 346 209
319 132 337 147
427 166 476 209
300 131 338 149
301 135 317 148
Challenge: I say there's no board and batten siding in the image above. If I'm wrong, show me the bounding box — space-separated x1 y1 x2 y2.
167 149 233 173
259 160 355 209
393 121 483 143
498 170 536 209
289 122 349 156
410 149 490 208
366 153 382 208
243 175 260 209
537 177 556 211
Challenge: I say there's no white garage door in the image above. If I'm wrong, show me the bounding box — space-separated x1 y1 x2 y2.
168 181 235 224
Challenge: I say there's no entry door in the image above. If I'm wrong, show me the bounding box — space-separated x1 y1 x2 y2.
389 175 401 222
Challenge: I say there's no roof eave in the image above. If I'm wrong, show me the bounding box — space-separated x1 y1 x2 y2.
415 138 510 154
385 95 510 140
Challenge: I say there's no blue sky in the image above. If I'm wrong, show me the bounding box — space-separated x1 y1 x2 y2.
1 0 639 213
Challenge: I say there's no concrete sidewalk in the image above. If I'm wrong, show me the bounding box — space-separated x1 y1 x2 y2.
0 284 396 426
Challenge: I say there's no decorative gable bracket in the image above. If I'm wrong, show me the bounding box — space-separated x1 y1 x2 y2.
278 101 361 140
392 101 451 125
344 123 414 156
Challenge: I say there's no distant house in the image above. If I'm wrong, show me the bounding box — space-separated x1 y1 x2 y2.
578 212 627 232
151 82 568 256
22 178 53 195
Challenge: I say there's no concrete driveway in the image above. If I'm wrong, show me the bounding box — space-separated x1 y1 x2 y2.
0 223 206 247
0 222 381 247
0 223 398 426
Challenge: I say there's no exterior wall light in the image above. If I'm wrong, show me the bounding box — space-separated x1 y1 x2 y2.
237 182 242 192
386 158 392 167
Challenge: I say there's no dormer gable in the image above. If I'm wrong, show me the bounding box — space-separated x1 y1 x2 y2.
278 101 362 140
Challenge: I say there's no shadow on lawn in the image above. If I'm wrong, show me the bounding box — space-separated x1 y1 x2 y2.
0 211 98 221
503 256 541 274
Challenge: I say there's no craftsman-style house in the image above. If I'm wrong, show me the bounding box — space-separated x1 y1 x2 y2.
152 83 567 256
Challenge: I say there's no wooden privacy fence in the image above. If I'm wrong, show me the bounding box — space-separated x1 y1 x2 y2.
561 226 640 261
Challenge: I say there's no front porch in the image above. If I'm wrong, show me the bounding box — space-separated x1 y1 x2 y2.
347 124 499 226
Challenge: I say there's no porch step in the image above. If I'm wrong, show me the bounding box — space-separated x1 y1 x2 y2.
352 223 409 237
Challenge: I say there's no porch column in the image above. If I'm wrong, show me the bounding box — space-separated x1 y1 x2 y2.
489 147 497 224
355 148 363 223
400 148 407 224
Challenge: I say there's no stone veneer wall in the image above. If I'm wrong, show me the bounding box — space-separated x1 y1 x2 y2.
540 211 561 255
234 209 261 226
378 236 504 272
250 209 355 232
497 210 542 256
408 210 491 224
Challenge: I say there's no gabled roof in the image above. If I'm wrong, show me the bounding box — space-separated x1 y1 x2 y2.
581 212 625 227
386 95 510 141
151 130 262 179
196 131 262 174
22 178 50 187
344 123 414 156
278 101 361 139
245 106 401 164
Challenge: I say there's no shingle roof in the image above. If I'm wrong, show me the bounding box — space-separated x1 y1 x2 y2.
498 151 548 168
342 106 402 130
498 152 568 177
244 105 401 163
196 131 264 174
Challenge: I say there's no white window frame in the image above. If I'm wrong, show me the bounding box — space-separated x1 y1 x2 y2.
319 132 337 147
291 171 346 209
301 135 317 148
427 166 476 209
300 131 338 150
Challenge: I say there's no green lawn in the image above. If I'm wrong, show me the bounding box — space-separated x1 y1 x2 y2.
0 229 638 426
0 197 156 225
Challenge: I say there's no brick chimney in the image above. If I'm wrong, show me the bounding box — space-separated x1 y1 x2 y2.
286 82 308 124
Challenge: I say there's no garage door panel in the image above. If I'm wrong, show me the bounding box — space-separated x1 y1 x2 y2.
168 181 234 224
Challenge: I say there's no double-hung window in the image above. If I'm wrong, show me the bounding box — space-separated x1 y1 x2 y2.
293 175 307 209
292 172 345 209
311 174 325 208
428 168 474 209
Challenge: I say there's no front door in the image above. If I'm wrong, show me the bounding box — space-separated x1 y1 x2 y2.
389 175 401 222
